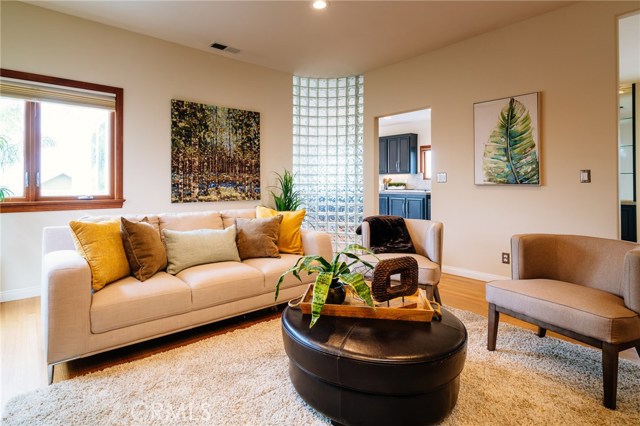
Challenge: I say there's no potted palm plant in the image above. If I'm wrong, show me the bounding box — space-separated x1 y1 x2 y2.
275 244 377 327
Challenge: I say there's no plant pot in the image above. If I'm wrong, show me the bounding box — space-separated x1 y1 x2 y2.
326 280 346 305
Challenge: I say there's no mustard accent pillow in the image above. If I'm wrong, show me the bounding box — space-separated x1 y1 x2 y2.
69 219 131 291
256 206 305 255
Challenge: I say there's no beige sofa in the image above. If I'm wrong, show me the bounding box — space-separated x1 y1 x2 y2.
42 208 332 383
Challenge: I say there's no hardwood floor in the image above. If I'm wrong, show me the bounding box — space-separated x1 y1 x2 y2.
2 273 639 410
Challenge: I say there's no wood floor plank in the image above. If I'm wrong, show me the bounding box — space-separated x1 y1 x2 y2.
1 274 638 409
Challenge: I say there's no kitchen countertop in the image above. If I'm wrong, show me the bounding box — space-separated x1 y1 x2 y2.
380 189 431 194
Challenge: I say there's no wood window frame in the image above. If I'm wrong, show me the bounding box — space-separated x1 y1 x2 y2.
419 145 431 180
0 69 124 213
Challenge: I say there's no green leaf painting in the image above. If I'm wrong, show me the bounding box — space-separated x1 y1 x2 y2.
478 94 539 185
171 99 260 203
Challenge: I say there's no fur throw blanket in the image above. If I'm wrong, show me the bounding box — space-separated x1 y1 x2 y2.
356 215 416 254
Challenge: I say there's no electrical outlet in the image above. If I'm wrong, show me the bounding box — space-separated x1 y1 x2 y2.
502 252 510 264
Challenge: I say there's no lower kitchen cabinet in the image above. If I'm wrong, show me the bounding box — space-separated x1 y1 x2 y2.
379 192 430 220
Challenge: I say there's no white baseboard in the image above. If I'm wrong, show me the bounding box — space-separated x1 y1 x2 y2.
442 266 509 283
0 286 40 302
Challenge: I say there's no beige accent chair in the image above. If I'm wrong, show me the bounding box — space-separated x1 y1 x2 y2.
359 219 443 303
486 234 640 409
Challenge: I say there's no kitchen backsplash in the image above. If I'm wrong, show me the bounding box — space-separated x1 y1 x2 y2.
379 173 431 191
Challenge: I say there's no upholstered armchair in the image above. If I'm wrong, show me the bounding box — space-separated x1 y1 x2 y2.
486 234 640 409
359 217 443 303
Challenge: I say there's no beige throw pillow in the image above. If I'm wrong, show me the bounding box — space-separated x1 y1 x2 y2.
236 215 282 260
120 217 168 282
163 226 241 275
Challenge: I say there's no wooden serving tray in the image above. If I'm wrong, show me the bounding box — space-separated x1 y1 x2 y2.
298 284 435 322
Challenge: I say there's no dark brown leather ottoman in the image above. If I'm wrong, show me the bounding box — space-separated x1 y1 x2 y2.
281 306 467 426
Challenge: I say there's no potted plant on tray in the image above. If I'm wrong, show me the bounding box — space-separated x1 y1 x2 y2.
275 244 377 328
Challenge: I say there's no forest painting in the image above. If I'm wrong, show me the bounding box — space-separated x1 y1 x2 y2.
171 99 260 202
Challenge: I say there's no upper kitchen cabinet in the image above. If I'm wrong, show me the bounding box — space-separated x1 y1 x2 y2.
379 133 418 174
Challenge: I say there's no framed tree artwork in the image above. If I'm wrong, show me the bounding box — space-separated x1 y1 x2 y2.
171 99 260 202
474 92 540 185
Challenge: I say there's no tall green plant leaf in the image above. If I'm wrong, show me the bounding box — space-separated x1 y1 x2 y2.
482 98 539 184
270 169 303 211
310 272 333 327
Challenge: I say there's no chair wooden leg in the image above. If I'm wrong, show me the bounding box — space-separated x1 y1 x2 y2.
602 342 619 410
433 285 442 305
536 327 547 338
636 345 640 357
487 303 499 351
48 364 55 385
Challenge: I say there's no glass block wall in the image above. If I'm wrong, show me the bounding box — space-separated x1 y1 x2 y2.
292 75 364 251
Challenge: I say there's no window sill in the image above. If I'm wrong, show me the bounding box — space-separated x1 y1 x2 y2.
0 199 125 213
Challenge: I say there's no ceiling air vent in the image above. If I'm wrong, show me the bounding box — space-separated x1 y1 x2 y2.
210 42 240 54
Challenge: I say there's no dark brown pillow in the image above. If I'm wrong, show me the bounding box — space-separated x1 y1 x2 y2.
121 217 168 281
236 216 282 260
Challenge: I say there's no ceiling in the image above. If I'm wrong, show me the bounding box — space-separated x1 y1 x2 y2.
25 0 577 78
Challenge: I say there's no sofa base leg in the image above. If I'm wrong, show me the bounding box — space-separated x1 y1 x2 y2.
537 327 547 338
487 303 499 351
47 364 55 385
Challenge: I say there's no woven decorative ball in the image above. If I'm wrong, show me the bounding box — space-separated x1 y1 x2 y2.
371 256 419 303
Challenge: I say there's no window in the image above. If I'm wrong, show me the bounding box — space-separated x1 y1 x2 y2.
420 145 432 180
293 75 364 251
0 69 123 212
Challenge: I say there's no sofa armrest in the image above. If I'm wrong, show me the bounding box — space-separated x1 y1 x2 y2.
42 250 92 365
405 219 443 265
301 230 333 261
622 248 640 314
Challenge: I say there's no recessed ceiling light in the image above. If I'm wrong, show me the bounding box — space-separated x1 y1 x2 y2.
312 0 328 10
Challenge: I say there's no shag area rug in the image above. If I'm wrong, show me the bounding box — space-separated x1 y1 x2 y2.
3 307 639 425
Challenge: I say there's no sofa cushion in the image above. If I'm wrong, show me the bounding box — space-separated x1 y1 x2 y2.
158 211 224 234
120 217 167 281
90 272 191 333
236 216 282 260
256 206 305 255
69 219 131 292
243 254 312 292
360 253 441 286
163 227 241 274
486 279 640 344
220 208 256 229
177 262 265 310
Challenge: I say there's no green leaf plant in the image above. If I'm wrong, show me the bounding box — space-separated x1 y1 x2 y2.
275 244 377 328
482 97 539 184
0 186 13 202
270 169 303 211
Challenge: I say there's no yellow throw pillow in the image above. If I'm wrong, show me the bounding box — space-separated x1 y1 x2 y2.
256 206 305 255
69 219 131 291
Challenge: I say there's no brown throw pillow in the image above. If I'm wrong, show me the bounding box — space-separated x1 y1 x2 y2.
121 217 168 281
236 216 283 260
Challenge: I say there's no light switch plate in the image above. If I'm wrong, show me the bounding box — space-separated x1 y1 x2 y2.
580 169 591 183
436 172 447 183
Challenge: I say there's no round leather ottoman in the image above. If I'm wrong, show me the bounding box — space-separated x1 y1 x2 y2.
281 306 467 426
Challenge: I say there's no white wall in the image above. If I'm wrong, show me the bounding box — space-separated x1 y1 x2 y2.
0 2 293 300
364 1 640 281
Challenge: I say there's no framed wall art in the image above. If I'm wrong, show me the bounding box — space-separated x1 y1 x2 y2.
171 99 260 203
474 92 540 185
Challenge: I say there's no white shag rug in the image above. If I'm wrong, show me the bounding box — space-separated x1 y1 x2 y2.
3 307 639 425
